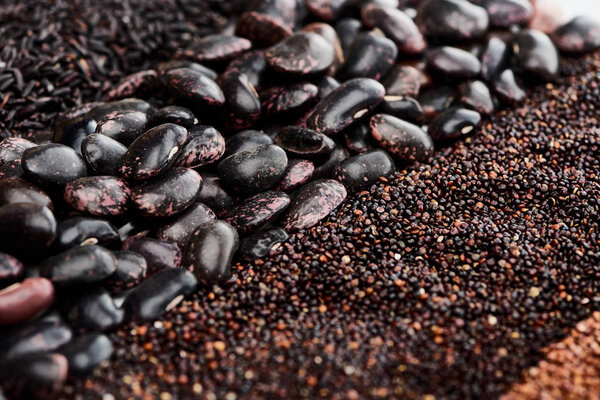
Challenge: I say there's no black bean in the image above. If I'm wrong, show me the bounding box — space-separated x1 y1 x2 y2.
94 110 149 146
40 245 117 285
105 251 147 293
219 71 261 130
0 137 36 164
55 217 119 250
197 174 234 214
163 68 225 108
379 95 425 124
0 352 68 399
65 287 123 331
426 46 482 80
306 0 352 22
333 149 395 191
0 320 71 359
274 126 336 157
361 4 426 54
58 333 113 375
382 65 422 98
222 191 291 233
471 0 533 28
275 159 315 191
155 61 218 80
0 177 53 210
455 80 495 115
314 75 341 99
480 36 510 81
311 145 350 180
225 130 273 158
369 113 434 162
416 0 489 43
260 82 319 118
335 18 363 56
174 125 225 169
552 16 600 53
63 176 131 217
428 107 482 141
53 117 97 155
156 203 216 248
121 235 181 275
81 133 128 176
225 50 271 92
344 123 374 154
513 29 559 81
22 143 87 188
0 203 56 257
265 32 335 75
182 34 252 64
106 70 158 100
492 69 526 102
86 99 154 122
0 161 23 179
236 11 293 48
302 22 344 74
418 85 455 119
150 106 197 129
337 32 398 81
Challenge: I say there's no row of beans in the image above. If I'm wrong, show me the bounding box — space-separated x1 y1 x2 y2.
1 0 599 398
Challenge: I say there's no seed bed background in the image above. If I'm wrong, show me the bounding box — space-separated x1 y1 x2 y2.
1 1 600 399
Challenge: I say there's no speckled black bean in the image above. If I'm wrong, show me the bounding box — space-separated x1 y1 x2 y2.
155 60 218 80
265 32 335 75
314 76 341 99
53 117 97 155
182 34 252 64
223 191 290 234
0 252 23 282
275 159 315 191
492 69 526 102
235 11 293 48
0 137 36 164
81 134 128 176
121 235 181 275
66 288 123 331
382 65 422 98
553 16 600 53
120 123 187 182
105 251 147 293
471 0 532 27
428 107 482 141
260 82 319 118
22 144 87 188
333 149 395 191
0 320 72 359
225 50 271 92
55 217 119 251
238 227 289 259
218 144 288 194
40 245 116 285
306 0 351 22
86 99 154 122
426 46 482 79
197 174 234 214
281 179 346 230
344 123 374 154
224 130 273 158
183 220 239 286
455 80 495 115
0 203 56 257
219 71 261 130
156 203 216 247
337 32 398 81
57 333 113 375
379 95 425 124
418 85 455 119
174 125 225 168
513 29 559 81
150 106 197 129
94 110 149 146
416 0 489 43
252 0 300 27
0 177 53 210
305 78 385 136
311 145 349 180
63 176 131 217
302 22 344 74
0 352 67 399
335 18 363 56
274 126 336 157
480 36 510 81
369 113 434 162
122 267 197 321
106 69 158 100
0 161 23 179
361 4 426 54
131 168 202 218
163 68 225 108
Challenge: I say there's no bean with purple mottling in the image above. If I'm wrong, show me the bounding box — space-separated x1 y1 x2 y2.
94 110 149 145
174 125 224 168
265 32 335 75
156 203 216 248
63 176 130 217
121 235 182 275
39 245 117 285
275 159 315 191
369 113 434 162
222 191 290 233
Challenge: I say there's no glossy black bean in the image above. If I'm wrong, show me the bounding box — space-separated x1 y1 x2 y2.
418 85 456 119
218 144 288 194
265 32 335 75
253 0 299 27
0 137 36 163
66 287 123 331
306 78 385 136
120 123 187 182
416 0 489 43
305 0 352 21
63 176 131 217
379 96 425 124
156 203 216 247
382 65 422 98
225 50 271 91
0 203 56 257
302 22 344 74
105 251 147 293
281 179 347 230
81 133 128 176
344 123 373 154
428 107 482 141
40 245 116 285
86 98 154 121
182 34 252 64
0 320 72 358
274 126 336 158
335 18 363 56
0 353 68 399
314 76 341 99
183 220 239 286
333 150 395 191
471 0 532 27
311 145 349 180
94 110 149 146
275 159 315 191
236 11 293 48
122 267 197 321
337 32 398 81
0 177 52 209
163 68 225 107
0 160 23 179
121 235 181 275
174 125 225 169
238 227 289 258
131 168 202 218
22 144 87 188
261 82 319 118
426 46 481 79
106 70 158 100
0 252 23 281
55 217 119 250
224 130 272 158
223 191 290 234
455 80 495 115
553 16 600 53
513 29 559 81
492 69 526 102
219 71 261 130
197 174 234 214
369 113 433 162
58 333 113 375
53 117 97 154
155 60 218 80
361 4 426 54
150 106 197 129
480 36 510 81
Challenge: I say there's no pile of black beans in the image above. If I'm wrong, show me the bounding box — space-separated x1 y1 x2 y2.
1 0 600 397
